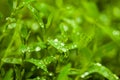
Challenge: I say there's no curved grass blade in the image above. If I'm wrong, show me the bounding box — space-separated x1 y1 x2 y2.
81 63 119 80
27 4 44 28
17 0 35 10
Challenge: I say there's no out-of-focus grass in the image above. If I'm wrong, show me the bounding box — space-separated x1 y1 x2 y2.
0 0 120 80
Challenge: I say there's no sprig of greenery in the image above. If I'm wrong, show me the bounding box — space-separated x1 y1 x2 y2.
0 0 120 80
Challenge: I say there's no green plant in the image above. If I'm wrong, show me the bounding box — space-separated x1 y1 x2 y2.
0 0 120 80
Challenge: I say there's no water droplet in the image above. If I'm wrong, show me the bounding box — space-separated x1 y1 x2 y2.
22 2 25 5
49 72 53 76
96 63 102 66
113 30 120 36
37 66 40 69
31 7 35 12
40 23 44 28
76 32 80 35
76 17 82 24
113 74 119 79
54 39 58 42
35 46 41 52
61 48 68 52
36 77 40 80
39 62 41 65
72 44 77 48
22 49 26 53
61 43 65 46
8 23 16 29
81 72 89 78
63 25 68 31
27 47 31 52
32 23 39 31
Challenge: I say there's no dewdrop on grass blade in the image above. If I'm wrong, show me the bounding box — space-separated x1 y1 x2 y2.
113 74 119 80
113 30 120 37
54 38 58 42
35 46 41 52
27 47 31 52
54 38 59 46
49 72 54 76
81 72 89 78
96 63 102 66
61 43 65 46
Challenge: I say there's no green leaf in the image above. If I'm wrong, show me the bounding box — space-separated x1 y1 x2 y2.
57 63 71 80
48 39 68 53
3 69 13 80
26 56 56 72
17 0 35 9
27 4 44 28
2 58 22 64
20 25 28 39
81 63 119 80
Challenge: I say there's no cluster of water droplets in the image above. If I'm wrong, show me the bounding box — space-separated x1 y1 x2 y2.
2 58 22 64
48 38 78 53
21 46 31 53
21 45 41 53
53 38 68 52
26 56 56 72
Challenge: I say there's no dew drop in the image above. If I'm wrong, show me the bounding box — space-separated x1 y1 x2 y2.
61 43 65 46
113 30 120 36
72 44 77 48
61 48 68 52
36 77 40 80
22 2 25 5
27 47 31 52
63 25 68 31
22 49 26 53
113 74 119 80
35 46 41 52
96 63 102 66
37 66 40 69
81 72 89 78
49 72 53 76
39 62 41 65
32 23 39 31
54 39 58 42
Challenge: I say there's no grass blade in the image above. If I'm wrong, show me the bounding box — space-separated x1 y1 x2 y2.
57 63 71 80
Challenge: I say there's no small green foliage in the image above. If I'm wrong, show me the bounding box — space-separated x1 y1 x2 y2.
48 39 68 53
0 0 120 80
26 56 56 72
81 63 119 80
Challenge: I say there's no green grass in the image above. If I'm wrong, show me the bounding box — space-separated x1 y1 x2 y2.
0 0 120 80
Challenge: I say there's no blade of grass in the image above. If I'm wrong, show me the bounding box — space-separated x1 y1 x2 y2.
57 63 71 80
80 63 119 80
